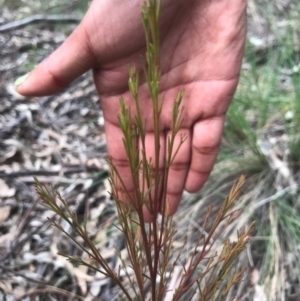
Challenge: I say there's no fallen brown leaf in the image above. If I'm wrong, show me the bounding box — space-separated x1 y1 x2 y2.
0 205 11 226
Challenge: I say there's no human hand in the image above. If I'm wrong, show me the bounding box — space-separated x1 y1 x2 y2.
16 0 247 220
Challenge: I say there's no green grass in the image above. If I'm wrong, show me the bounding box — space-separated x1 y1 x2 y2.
201 1 300 299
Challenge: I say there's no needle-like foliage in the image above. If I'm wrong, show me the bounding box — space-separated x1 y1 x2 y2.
35 1 254 300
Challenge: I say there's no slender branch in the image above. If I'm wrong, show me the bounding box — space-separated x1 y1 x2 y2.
0 15 81 33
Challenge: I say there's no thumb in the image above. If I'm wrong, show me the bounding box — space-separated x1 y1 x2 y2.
16 21 96 96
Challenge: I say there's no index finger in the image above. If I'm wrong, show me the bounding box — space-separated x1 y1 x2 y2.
105 120 136 205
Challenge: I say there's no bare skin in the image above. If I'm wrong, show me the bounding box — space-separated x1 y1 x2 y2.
16 0 247 221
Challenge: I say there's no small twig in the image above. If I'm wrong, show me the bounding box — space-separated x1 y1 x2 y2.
0 15 81 33
254 186 294 209
0 264 47 285
0 167 107 178
12 286 85 301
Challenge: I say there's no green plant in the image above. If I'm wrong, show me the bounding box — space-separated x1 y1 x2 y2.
34 0 253 300
192 2 300 299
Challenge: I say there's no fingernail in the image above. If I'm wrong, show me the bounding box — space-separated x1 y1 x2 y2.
15 73 30 87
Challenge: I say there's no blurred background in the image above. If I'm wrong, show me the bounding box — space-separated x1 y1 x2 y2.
0 0 299 300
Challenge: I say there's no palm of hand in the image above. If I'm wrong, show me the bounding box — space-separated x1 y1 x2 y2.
17 0 246 218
